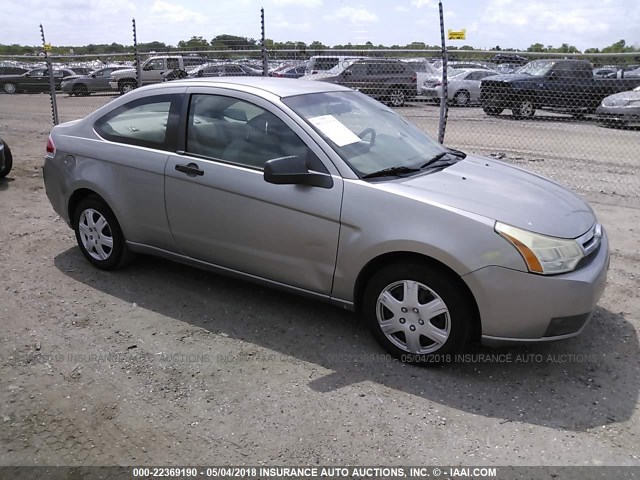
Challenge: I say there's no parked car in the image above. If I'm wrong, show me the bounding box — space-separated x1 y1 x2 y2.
0 68 77 94
61 66 130 96
0 137 12 178
421 68 498 106
596 85 640 128
109 56 209 93
309 58 417 106
403 59 440 95
43 77 609 363
271 65 307 78
480 59 640 118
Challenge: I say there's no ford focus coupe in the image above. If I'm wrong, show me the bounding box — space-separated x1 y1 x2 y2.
43 77 609 363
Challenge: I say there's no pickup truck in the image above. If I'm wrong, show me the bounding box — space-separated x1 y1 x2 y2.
109 55 208 94
479 59 640 118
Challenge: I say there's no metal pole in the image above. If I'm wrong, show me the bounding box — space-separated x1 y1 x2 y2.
133 19 142 88
261 8 268 76
437 0 448 144
40 24 59 126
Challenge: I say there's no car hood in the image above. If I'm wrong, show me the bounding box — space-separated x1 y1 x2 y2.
602 89 640 103
386 155 595 238
302 72 338 82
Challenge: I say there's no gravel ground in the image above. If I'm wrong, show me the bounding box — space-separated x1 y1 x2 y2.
0 94 639 467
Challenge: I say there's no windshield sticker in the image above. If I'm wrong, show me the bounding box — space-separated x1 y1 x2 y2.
308 115 361 147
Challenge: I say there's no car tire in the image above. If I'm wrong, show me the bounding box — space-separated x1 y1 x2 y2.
119 81 136 94
73 195 133 270
3 83 17 94
363 261 472 364
482 106 503 116
452 90 470 107
512 100 535 119
72 84 89 96
387 87 406 107
0 141 13 178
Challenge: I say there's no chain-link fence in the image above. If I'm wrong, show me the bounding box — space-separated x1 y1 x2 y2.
1 12 639 204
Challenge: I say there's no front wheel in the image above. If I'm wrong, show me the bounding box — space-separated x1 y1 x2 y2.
363 262 472 363
73 195 132 270
119 81 136 94
0 141 13 178
452 90 470 107
387 87 406 107
512 100 535 119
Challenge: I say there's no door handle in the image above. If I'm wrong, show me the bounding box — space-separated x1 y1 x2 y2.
175 163 204 176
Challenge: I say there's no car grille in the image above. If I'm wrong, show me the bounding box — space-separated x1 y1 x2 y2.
575 224 602 269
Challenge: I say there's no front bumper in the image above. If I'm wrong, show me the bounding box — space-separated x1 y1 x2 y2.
596 105 640 126
462 228 610 345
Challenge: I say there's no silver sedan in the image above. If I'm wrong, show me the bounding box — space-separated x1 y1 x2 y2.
421 68 498 106
43 77 609 363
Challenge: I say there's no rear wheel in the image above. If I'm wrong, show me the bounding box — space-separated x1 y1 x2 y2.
482 106 503 116
0 141 13 178
3 82 17 94
73 195 132 270
363 262 472 363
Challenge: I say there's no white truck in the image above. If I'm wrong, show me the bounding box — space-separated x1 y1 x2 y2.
109 55 208 94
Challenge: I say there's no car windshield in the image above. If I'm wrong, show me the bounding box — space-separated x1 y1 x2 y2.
517 60 556 76
283 91 448 178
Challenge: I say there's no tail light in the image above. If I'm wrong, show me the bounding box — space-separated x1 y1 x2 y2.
46 135 56 155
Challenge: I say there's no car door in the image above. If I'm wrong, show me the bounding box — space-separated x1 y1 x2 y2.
142 58 167 85
164 89 343 295
23 69 49 92
90 68 112 91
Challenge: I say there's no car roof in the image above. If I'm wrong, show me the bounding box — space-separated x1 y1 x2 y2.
143 76 352 98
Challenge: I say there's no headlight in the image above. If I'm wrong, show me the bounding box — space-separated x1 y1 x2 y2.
603 97 630 107
495 222 584 275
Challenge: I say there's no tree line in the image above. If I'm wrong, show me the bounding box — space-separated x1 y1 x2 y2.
0 35 638 57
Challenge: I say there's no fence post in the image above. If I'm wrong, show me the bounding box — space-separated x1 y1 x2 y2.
40 24 59 126
261 8 268 76
133 18 142 88
437 0 449 144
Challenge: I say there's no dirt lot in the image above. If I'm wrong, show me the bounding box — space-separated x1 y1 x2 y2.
0 94 639 467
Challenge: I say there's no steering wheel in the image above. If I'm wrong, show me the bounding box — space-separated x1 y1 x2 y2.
358 128 376 147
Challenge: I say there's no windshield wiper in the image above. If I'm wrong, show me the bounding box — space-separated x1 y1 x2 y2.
418 149 466 169
361 165 421 179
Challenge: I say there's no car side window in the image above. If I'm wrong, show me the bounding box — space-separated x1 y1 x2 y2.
186 94 316 170
95 94 181 151
144 59 165 71
167 59 179 70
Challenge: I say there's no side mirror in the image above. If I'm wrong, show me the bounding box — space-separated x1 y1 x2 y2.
91 73 97 78
264 156 333 189
343 70 352 76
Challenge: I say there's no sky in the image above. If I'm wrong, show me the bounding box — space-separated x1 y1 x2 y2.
3 0 640 52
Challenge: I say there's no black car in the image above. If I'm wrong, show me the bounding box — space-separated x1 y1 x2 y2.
312 58 417 107
0 68 76 94
0 137 12 179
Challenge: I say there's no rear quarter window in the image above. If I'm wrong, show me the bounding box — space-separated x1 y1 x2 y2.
94 94 182 151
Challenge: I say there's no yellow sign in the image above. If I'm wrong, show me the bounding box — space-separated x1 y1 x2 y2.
44 43 52 51
448 29 466 40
